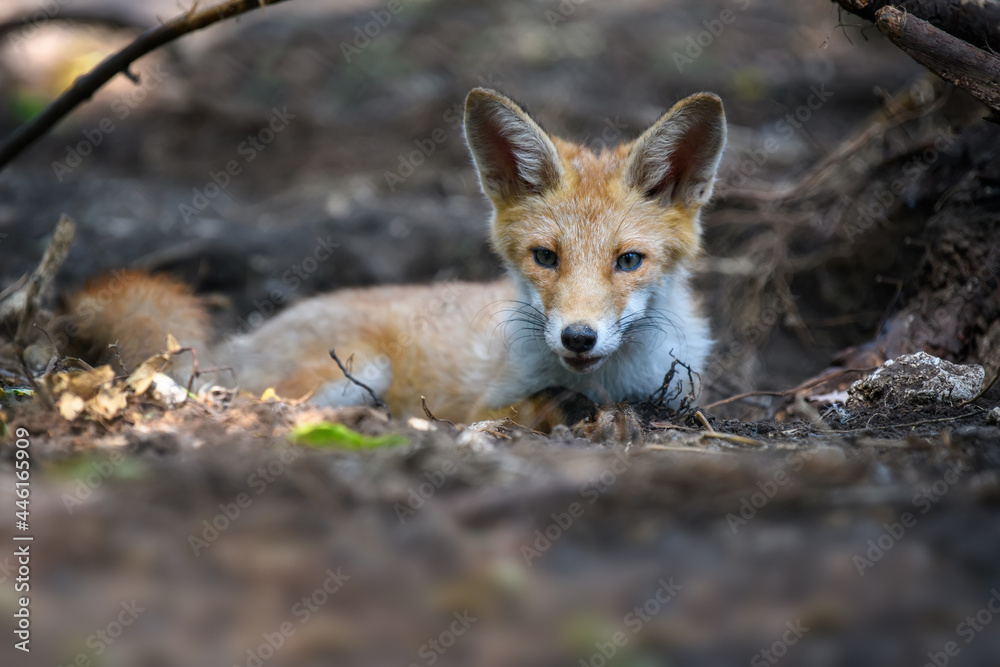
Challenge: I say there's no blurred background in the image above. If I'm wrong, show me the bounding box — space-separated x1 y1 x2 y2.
1 0 999 665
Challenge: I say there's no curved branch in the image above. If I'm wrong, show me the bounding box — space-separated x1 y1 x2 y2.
876 6 1000 116
0 0 294 173
833 0 1000 53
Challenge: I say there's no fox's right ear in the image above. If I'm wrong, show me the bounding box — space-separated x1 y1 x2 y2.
464 88 563 204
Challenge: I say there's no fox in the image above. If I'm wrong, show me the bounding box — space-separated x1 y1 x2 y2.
67 88 726 428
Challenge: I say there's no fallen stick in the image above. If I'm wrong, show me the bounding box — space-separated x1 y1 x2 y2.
0 215 76 346
0 0 294 172
874 6 1000 116
834 0 1000 54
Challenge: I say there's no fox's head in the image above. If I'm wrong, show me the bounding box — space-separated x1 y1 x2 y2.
464 88 726 373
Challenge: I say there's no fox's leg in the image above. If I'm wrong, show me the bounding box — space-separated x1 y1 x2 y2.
271 347 392 409
505 388 643 442
311 354 392 408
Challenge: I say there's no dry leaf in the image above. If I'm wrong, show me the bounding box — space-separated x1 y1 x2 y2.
260 387 280 402
56 392 85 421
125 353 170 395
47 365 115 400
165 333 182 354
86 385 128 420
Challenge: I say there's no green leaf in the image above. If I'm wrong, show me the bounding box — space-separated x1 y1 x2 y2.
290 422 407 450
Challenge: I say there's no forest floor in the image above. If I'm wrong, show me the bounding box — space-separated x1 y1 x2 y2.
1 1 999 666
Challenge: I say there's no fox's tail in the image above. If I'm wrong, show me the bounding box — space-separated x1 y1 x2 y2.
66 270 212 381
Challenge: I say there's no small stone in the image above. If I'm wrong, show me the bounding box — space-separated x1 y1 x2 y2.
987 407 1000 425
847 351 984 408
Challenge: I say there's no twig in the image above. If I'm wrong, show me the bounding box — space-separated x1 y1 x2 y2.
693 410 766 447
644 444 733 454
833 0 1000 55
875 6 1000 116
0 0 295 172
1 215 76 332
704 367 877 411
329 348 389 415
107 341 130 375
720 93 948 204
32 322 59 354
14 350 51 408
957 367 1000 408
421 395 456 427
831 409 984 433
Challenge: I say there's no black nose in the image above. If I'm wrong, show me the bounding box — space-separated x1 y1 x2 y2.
561 324 597 353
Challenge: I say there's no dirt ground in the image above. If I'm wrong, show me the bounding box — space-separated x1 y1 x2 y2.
1 1 999 666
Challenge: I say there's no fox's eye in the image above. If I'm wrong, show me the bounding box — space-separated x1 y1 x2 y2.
533 248 558 268
616 252 643 271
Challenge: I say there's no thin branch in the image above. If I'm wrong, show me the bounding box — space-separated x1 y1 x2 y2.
833 0 1000 54
329 348 390 415
0 0 294 172
957 367 1000 408
704 367 877 411
875 6 1000 116
831 409 985 433
3 215 76 345
421 395 456 427
692 410 766 447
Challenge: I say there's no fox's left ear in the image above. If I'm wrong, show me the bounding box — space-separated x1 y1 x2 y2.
624 93 726 208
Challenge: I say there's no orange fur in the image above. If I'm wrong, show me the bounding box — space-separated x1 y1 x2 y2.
67 270 209 377
68 88 725 426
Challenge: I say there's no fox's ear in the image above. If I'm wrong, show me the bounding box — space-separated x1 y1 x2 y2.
624 93 726 208
464 88 563 204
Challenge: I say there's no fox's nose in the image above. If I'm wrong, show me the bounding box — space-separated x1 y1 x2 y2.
561 323 597 353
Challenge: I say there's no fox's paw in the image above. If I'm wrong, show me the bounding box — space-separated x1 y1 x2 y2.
571 402 643 444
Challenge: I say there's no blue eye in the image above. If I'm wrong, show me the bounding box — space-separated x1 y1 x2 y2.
616 252 643 271
533 248 558 267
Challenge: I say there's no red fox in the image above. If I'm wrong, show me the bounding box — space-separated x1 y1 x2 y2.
68 88 726 425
